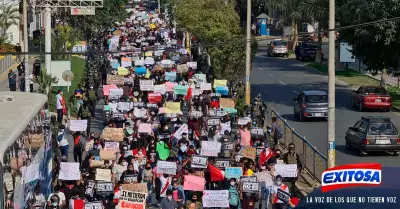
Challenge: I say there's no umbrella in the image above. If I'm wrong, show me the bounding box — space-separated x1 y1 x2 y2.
144 57 155 65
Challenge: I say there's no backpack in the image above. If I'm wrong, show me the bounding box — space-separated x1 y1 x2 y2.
88 90 96 101
275 124 284 139
229 187 240 206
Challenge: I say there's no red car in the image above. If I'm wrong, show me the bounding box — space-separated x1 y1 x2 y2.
351 86 392 112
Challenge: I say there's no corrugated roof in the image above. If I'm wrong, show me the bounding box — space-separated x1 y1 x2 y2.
0 92 47 161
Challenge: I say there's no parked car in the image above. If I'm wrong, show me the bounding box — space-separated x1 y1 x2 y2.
293 90 328 121
345 116 400 156
295 41 318 61
267 39 289 57
351 86 392 112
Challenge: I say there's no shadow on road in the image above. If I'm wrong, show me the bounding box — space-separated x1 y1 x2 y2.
336 144 395 157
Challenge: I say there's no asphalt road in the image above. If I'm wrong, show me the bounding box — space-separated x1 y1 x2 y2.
251 47 400 167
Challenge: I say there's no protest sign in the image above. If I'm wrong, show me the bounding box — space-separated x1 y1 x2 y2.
118 190 146 209
200 83 212 91
165 102 180 114
174 124 188 140
121 183 148 193
121 57 132 67
200 141 221 157
139 80 154 91
165 72 177 81
186 62 198 69
238 118 250 125
107 75 124 85
277 189 291 204
215 158 230 169
207 118 220 126
104 141 119 150
240 175 258 182
213 79 227 88
209 109 226 117
242 146 257 160
194 73 206 81
109 88 123 98
117 67 129 76
274 164 298 177
156 161 177 175
191 155 208 168
96 181 114 194
256 147 264 156
192 88 203 97
166 82 176 92
174 85 188 95
202 190 229 208
177 64 188 73
190 110 202 118
255 172 274 187
84 202 102 209
251 128 264 135
85 180 96 197
69 120 88 132
221 142 234 150
138 123 152 133
102 128 124 141
124 174 138 183
23 163 39 183
183 175 206 191
242 182 259 193
133 102 145 107
153 84 166 94
96 169 111 181
59 162 80 180
134 108 147 118
220 98 235 108
85 141 94 151
148 92 162 103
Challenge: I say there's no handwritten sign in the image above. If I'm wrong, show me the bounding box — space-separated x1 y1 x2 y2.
191 156 208 168
277 189 291 204
138 123 152 133
104 141 119 150
96 169 111 181
225 167 243 179
251 128 264 135
274 164 298 177
85 180 96 197
242 182 259 193
255 172 273 187
59 162 80 180
200 141 221 157
202 190 229 208
207 118 220 126
69 120 88 132
240 176 258 182
156 161 177 175
209 109 226 117
102 128 124 141
190 110 202 118
200 83 212 91
222 143 234 150
242 146 256 160
84 202 102 209
121 183 148 193
96 181 113 194
118 190 146 209
107 75 124 85
121 57 132 67
174 124 188 140
215 158 230 169
140 80 154 91
153 84 166 94
124 174 138 183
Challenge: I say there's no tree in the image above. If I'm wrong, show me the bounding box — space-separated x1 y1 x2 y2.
52 25 82 60
0 4 19 36
337 0 400 72
37 67 59 101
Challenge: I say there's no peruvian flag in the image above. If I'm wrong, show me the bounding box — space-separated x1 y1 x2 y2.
69 199 84 209
208 164 225 181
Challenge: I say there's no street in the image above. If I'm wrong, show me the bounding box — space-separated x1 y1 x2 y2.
251 46 400 166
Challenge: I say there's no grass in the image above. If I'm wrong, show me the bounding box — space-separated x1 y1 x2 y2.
307 62 400 108
49 56 86 116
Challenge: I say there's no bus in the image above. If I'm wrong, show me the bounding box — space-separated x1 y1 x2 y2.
0 92 51 209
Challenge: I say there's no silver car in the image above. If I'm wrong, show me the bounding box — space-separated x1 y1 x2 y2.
293 91 328 121
267 39 289 57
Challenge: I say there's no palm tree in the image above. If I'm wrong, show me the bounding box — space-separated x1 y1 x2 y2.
52 24 81 60
0 4 20 36
37 67 59 101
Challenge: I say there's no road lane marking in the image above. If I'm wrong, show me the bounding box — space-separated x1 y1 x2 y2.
279 81 286 85
258 67 264 71
293 90 299 94
268 73 273 77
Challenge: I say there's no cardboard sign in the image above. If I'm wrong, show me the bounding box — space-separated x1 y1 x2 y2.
69 120 88 132
200 83 212 91
118 190 146 209
207 118 220 126
220 98 235 108
121 183 148 193
242 182 259 193
85 180 96 197
274 164 298 178
225 167 243 179
124 174 138 183
277 189 291 204
165 102 180 114
85 141 94 152
221 142 234 150
139 80 154 91
202 190 229 208
156 161 177 175
242 146 257 160
96 181 114 194
240 176 258 182
215 158 230 169
177 64 188 73
190 110 202 118
148 92 162 103
104 141 119 150
200 141 221 157
84 202 102 209
107 75 124 85
59 162 80 180
96 169 111 181
191 155 208 168
102 128 124 141
255 172 273 187
209 109 226 117
251 128 264 135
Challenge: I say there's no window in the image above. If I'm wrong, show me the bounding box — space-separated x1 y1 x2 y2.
273 41 287 46
368 123 398 135
305 95 328 103
364 87 387 95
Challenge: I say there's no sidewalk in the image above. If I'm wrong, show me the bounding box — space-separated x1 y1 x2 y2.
0 58 38 92
366 72 400 87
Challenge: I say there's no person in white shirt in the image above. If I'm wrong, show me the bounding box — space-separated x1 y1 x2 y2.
47 185 66 208
159 174 171 201
32 185 46 209
29 73 34 93
57 125 70 158
56 90 64 123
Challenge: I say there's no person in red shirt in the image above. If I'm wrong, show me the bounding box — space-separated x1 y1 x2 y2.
73 132 84 164
259 146 274 168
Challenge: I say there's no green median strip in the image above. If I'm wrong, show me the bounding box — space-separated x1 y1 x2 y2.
306 63 400 109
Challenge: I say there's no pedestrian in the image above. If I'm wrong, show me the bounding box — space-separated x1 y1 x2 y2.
78 103 92 136
57 125 70 158
270 117 284 148
87 86 97 120
73 132 84 164
56 90 65 124
8 70 17 91
160 190 178 209
15 43 21 61
228 179 240 209
28 73 34 92
270 175 290 209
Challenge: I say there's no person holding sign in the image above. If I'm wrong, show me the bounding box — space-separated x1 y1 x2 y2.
120 163 140 183
270 175 290 209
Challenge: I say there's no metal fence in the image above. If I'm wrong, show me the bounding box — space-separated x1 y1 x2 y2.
0 54 13 75
271 108 327 183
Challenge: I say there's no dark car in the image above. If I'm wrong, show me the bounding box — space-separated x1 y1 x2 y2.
293 91 328 121
295 41 318 61
345 116 400 156
351 86 392 112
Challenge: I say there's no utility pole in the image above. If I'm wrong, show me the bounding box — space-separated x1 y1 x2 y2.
23 0 29 92
45 6 51 74
158 0 160 14
245 0 251 105
327 0 336 168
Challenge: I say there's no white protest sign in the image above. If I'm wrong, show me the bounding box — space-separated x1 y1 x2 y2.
134 108 147 118
23 163 40 183
153 84 166 94
118 190 146 209
202 190 229 208
274 164 298 177
140 80 154 91
191 155 208 168
200 83 212 91
192 89 203 97
69 120 88 132
104 141 119 150
174 124 188 140
186 62 198 69
84 202 102 209
200 141 221 157
96 169 112 181
109 88 123 98
238 118 250 125
59 162 81 180
190 110 202 118
255 172 273 187
156 161 177 175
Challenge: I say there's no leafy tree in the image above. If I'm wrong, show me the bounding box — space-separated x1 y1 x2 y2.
337 0 400 72
52 25 82 60
0 4 19 36
37 67 59 101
